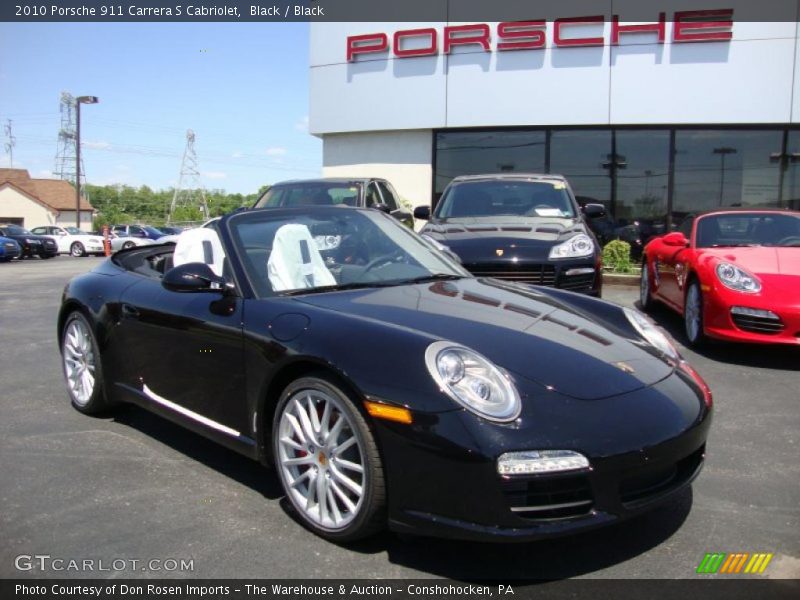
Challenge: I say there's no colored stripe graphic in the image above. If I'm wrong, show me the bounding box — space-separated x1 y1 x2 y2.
697 552 774 574
697 553 726 574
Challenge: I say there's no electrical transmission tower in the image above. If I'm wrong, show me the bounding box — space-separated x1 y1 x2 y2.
168 129 209 225
53 92 85 184
3 119 15 167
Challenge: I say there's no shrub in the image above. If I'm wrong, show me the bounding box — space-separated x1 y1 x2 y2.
602 240 634 274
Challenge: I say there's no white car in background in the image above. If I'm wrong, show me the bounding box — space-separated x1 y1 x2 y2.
31 225 106 257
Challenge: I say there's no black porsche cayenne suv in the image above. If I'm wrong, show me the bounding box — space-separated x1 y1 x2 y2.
0 223 58 259
415 174 606 295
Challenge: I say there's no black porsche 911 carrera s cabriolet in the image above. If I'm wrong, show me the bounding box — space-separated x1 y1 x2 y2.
58 206 712 542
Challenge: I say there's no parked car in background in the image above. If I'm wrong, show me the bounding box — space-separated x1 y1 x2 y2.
30 225 105 257
415 174 606 295
0 224 58 259
254 177 414 229
158 225 185 236
641 209 800 346
0 236 21 262
111 224 167 241
105 231 156 252
58 205 712 543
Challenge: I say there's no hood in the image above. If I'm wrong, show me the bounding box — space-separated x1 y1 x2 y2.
698 246 800 277
294 278 672 401
423 217 591 263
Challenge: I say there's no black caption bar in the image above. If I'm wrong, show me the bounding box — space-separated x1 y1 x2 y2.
2 580 800 600
1 0 798 22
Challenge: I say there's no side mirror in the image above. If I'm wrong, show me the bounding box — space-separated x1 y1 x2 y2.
163 262 226 293
582 203 607 219
662 232 689 247
414 206 431 220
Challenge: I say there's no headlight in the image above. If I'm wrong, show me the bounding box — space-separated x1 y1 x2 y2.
624 307 680 362
425 341 521 422
549 234 594 259
716 262 761 293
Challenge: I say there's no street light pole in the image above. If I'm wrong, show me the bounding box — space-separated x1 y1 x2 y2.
75 95 99 228
712 146 737 207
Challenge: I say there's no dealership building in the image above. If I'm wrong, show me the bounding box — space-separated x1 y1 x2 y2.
310 3 800 232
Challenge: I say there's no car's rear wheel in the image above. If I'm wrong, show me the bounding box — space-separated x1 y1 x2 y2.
61 312 110 414
70 242 86 257
640 258 653 311
273 376 385 542
684 281 705 347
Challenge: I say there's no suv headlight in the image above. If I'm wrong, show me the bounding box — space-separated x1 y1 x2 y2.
425 341 521 422
549 234 594 259
624 307 680 362
716 262 761 293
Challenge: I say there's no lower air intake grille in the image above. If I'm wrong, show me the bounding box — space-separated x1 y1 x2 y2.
731 313 784 335
467 263 556 286
502 474 593 520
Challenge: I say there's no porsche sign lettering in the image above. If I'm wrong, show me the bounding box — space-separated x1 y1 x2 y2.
346 10 733 62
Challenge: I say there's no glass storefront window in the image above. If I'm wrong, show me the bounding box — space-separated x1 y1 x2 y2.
782 131 800 210
673 130 783 222
435 131 545 201
549 130 612 208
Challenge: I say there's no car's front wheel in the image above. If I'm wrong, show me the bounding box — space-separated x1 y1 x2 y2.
684 280 706 347
273 375 386 542
61 311 110 414
122 241 135 249
70 242 86 257
640 258 653 311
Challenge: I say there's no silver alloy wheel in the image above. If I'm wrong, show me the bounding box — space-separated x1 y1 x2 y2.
685 283 702 342
640 263 650 307
122 241 135 249
277 389 366 531
62 318 96 407
70 242 84 257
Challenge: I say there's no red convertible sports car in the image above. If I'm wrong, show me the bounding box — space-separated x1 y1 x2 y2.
640 209 800 346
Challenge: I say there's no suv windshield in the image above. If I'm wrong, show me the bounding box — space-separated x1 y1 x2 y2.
435 180 577 219
696 213 800 248
228 208 467 297
256 183 361 208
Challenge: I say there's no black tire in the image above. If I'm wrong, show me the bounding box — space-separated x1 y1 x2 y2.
272 375 386 542
639 257 654 312
70 242 86 257
684 280 706 347
61 311 111 415
122 241 135 249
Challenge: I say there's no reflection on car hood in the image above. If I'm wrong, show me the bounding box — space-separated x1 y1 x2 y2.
698 246 800 276
295 278 672 401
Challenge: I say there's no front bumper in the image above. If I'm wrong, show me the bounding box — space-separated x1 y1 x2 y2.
1 243 21 260
374 373 711 542
463 259 601 296
704 288 800 345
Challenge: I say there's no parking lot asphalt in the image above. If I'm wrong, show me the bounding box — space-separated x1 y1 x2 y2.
0 257 798 580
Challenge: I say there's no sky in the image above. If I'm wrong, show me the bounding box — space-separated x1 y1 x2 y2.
0 22 321 194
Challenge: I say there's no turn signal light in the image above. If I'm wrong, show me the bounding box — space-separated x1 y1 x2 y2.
363 401 413 424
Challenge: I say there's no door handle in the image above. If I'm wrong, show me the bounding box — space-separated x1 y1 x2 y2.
121 304 140 319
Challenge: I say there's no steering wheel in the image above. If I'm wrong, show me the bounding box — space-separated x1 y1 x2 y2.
777 235 800 246
361 250 405 275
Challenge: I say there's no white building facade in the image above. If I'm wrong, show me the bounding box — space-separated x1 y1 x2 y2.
310 2 800 233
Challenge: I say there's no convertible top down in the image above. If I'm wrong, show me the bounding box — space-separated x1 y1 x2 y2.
58 206 712 542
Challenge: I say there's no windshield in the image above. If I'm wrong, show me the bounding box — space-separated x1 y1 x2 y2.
228 208 468 297
4 225 31 235
255 183 361 208
435 180 577 219
65 227 86 235
696 213 800 248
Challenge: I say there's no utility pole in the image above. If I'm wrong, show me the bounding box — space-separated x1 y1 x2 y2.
54 92 80 183
3 119 15 167
74 96 99 228
168 129 209 225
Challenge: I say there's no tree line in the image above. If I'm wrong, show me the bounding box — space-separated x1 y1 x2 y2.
85 184 270 229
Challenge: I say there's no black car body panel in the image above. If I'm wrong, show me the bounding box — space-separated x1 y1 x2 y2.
420 175 603 295
57 207 711 541
0 224 58 258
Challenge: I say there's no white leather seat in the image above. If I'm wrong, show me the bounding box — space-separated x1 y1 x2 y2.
268 224 336 292
172 228 226 277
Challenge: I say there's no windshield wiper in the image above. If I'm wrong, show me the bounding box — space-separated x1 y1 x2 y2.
399 273 465 285
280 281 393 296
